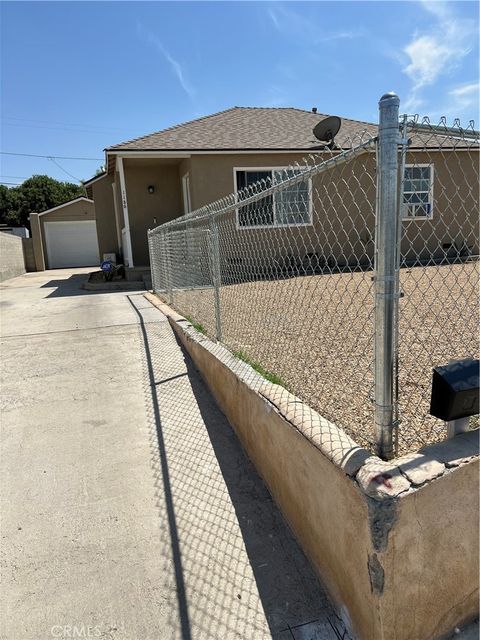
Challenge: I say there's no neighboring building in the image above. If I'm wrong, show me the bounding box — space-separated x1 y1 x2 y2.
0 225 30 238
30 197 99 271
84 107 479 269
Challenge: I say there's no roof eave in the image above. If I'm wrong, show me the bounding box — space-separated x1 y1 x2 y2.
106 146 331 154
83 172 108 186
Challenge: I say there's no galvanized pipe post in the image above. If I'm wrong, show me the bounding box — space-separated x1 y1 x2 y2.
209 217 223 342
158 231 166 294
374 92 401 460
147 231 156 292
165 230 173 304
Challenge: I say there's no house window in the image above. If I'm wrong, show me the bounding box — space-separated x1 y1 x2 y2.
235 168 311 228
402 165 433 219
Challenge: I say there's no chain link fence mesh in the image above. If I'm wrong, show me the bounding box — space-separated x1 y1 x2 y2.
394 118 479 454
149 116 479 457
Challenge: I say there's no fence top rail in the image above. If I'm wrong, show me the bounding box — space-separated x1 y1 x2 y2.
148 132 378 234
401 114 479 144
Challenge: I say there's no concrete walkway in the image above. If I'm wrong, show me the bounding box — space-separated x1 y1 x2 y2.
1 269 350 640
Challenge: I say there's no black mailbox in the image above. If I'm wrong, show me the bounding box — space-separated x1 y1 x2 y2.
430 358 479 421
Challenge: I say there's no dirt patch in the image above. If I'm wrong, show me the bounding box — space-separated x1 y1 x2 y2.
164 261 479 455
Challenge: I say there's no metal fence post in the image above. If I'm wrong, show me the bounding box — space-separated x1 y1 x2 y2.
147 231 155 292
374 92 401 460
164 230 173 304
209 216 222 342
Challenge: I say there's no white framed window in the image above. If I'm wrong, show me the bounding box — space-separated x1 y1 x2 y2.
234 167 312 229
402 164 434 220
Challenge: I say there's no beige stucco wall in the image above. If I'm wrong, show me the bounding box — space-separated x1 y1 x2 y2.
30 213 45 271
383 460 479 639
149 296 479 640
400 150 479 262
123 158 183 266
0 232 26 281
91 175 119 261
187 150 478 271
188 152 308 209
92 149 478 270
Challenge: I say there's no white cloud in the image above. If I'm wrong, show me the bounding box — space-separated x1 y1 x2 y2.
439 82 480 119
402 1 475 113
450 82 479 101
137 23 195 101
268 5 365 44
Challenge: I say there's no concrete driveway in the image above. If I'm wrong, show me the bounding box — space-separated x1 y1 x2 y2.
1 269 352 640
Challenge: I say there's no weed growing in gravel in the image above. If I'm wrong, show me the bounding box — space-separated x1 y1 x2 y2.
185 315 207 335
233 350 287 388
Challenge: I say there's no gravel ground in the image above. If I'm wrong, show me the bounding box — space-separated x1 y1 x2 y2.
166 261 479 456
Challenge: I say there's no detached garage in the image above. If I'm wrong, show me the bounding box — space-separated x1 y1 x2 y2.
30 197 100 271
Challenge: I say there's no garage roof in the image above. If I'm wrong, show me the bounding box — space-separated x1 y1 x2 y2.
38 197 94 217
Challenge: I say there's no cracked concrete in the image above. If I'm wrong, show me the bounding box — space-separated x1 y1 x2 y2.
366 498 398 553
397 453 445 486
367 554 384 595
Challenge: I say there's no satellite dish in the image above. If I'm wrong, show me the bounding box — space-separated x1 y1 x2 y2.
313 116 341 147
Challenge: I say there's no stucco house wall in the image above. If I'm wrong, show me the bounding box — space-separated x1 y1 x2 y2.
90 173 118 261
400 150 479 262
123 159 183 266
188 152 306 209
178 149 479 273
89 147 478 270
91 161 185 266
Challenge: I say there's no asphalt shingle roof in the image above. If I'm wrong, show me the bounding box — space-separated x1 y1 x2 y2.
107 107 378 152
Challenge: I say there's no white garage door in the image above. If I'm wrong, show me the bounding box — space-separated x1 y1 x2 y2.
44 221 100 269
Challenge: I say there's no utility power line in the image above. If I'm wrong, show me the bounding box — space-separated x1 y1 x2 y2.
47 157 81 183
3 121 136 136
2 115 134 133
0 151 103 160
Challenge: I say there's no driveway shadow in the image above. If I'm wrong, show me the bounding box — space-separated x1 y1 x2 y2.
128 295 352 640
179 337 353 640
41 275 145 298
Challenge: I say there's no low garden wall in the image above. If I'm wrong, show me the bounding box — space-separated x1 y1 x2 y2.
0 232 26 282
145 293 479 640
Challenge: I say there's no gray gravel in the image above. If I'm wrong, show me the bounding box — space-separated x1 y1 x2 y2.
166 261 479 456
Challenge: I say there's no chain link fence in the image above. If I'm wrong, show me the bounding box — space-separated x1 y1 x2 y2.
394 115 479 454
148 95 479 459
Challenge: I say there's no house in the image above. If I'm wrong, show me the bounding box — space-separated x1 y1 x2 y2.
0 225 30 238
84 107 479 271
30 197 99 270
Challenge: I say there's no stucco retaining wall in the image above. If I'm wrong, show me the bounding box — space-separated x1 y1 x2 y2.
0 232 26 282
145 293 479 640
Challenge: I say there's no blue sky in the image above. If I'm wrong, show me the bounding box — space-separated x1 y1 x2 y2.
1 1 478 186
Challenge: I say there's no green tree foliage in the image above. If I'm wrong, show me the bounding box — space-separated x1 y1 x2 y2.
0 175 86 228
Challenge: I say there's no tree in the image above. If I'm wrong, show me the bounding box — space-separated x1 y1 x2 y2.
0 175 86 228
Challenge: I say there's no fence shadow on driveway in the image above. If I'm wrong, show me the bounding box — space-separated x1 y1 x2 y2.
128 293 352 640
